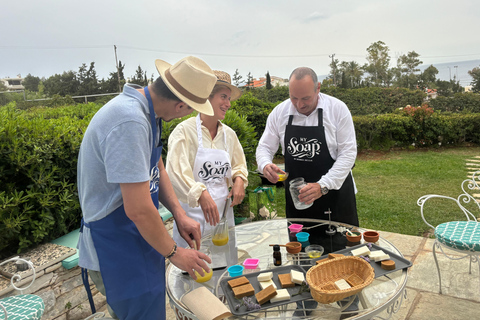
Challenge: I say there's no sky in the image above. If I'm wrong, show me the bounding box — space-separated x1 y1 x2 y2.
1 0 480 86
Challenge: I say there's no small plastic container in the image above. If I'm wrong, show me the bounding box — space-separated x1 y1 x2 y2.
228 265 244 277
295 232 310 243
288 224 303 233
243 258 260 269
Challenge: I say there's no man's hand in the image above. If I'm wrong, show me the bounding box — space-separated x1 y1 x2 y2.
198 190 220 226
175 213 202 249
169 247 212 280
298 183 322 204
229 177 245 206
262 163 286 184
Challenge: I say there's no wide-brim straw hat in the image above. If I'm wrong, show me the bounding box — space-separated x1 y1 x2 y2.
155 56 216 116
213 70 242 101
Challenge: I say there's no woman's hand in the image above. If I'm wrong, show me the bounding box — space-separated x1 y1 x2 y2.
198 190 220 226
229 177 245 206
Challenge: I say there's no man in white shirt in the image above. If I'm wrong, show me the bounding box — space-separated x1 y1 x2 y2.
256 66 358 317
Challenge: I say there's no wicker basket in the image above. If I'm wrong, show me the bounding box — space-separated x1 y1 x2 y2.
306 256 375 304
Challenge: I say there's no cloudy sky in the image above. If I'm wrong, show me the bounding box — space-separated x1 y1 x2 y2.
1 0 479 84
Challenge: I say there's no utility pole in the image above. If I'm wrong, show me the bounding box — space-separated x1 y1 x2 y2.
329 54 336 86
454 66 458 80
114 45 121 92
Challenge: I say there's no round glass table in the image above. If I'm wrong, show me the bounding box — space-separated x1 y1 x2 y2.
166 218 408 319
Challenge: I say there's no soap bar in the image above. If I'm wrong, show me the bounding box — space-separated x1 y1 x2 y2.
290 269 305 285
351 246 371 257
255 284 277 305
228 276 250 288
328 253 344 259
381 260 396 270
270 289 291 303
346 274 364 287
257 272 273 282
334 279 352 290
278 273 295 288
259 279 277 290
232 283 255 299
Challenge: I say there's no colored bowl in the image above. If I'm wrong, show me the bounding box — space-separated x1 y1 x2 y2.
363 231 380 243
286 241 302 254
295 232 310 243
305 244 324 259
346 231 362 243
228 265 244 277
242 258 260 269
288 223 304 233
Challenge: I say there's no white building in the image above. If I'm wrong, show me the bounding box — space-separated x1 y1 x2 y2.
1 75 24 91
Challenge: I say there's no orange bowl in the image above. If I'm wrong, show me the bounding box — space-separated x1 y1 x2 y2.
363 231 379 243
346 231 361 243
286 242 302 254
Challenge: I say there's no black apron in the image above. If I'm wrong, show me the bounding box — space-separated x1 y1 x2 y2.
284 109 358 253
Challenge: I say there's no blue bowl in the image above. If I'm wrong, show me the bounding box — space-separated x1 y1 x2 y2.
296 232 310 243
228 265 244 277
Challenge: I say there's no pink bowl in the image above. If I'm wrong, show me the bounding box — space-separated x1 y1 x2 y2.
243 258 260 269
288 224 303 233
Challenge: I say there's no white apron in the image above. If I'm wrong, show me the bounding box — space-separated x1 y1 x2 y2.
173 114 234 248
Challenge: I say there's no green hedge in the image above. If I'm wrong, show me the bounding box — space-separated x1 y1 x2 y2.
354 113 480 150
0 103 94 258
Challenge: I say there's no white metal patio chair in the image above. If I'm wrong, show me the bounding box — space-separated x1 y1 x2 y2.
418 170 480 294
0 257 44 320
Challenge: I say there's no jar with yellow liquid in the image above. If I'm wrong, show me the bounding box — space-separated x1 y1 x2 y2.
193 247 213 283
212 198 230 246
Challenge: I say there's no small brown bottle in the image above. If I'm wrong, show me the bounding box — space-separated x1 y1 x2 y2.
273 245 282 266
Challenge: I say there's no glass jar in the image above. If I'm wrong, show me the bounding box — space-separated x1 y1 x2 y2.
193 247 213 283
289 177 313 210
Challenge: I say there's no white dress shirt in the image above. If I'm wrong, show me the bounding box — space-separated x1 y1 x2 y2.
256 93 357 191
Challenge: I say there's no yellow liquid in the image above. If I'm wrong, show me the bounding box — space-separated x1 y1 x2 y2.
212 234 229 246
307 251 322 259
194 269 213 283
277 174 287 181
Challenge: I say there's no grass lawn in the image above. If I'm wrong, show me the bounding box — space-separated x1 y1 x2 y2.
246 146 480 237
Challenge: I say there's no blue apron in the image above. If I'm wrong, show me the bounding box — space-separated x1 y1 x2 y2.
83 87 165 319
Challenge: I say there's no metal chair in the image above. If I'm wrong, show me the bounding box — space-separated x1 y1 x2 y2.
0 257 44 320
418 170 480 294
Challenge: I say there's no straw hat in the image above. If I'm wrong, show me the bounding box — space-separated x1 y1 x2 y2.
213 70 242 101
155 56 216 116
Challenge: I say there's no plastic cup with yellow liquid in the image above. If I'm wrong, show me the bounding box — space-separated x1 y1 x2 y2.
193 247 213 283
277 171 289 182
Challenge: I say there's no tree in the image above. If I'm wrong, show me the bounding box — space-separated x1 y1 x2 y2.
328 58 340 86
396 51 423 89
101 61 125 93
419 65 439 90
364 41 391 87
468 66 480 92
23 74 41 92
77 62 99 96
130 65 148 86
232 69 242 86
43 71 79 96
246 72 253 90
266 71 272 90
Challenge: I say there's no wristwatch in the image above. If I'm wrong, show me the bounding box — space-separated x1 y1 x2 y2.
321 185 329 195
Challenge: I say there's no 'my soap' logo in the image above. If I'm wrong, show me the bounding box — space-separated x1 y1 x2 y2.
287 137 321 159
198 161 231 183
149 165 160 194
